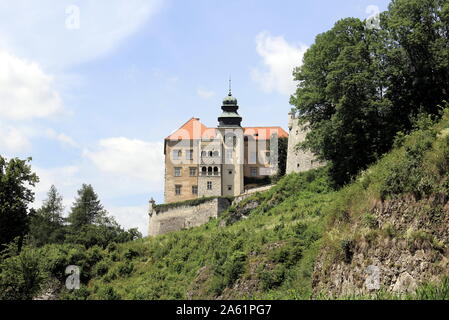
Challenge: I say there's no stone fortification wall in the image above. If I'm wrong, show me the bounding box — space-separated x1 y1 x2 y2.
148 197 231 236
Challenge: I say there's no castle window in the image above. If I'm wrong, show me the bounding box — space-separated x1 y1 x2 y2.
186 150 194 160
209 151 213 157
207 181 213 190
189 167 197 176
208 167 213 176
226 150 233 161
174 167 182 177
213 151 219 157
201 151 207 157
175 185 182 195
173 150 182 160
201 167 207 176
228 170 233 175
192 186 198 195
227 185 232 191
250 167 258 177
266 151 271 164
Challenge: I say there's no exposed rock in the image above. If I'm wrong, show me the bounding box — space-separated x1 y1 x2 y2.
392 272 417 294
312 195 449 298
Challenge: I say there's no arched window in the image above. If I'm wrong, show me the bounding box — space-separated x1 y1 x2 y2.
213 167 219 176
207 167 213 176
202 167 207 176
209 151 213 157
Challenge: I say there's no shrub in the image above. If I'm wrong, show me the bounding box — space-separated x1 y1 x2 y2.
259 265 286 290
223 251 246 287
0 247 46 300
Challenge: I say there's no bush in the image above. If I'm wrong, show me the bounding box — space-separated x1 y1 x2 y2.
259 265 286 290
0 247 46 300
98 286 121 300
223 251 246 287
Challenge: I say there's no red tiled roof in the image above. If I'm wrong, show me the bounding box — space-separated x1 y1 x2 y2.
166 118 288 141
165 118 214 140
243 127 289 140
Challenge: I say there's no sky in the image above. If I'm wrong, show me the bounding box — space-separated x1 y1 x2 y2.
0 0 391 235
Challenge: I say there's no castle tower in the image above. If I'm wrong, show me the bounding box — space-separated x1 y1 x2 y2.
216 87 244 196
286 110 324 174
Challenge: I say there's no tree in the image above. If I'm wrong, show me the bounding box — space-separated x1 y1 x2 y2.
65 184 140 248
0 156 39 251
290 0 449 186
291 18 393 186
384 0 449 117
28 186 66 247
67 184 108 229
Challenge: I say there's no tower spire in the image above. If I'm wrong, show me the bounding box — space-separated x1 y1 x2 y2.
219 78 242 127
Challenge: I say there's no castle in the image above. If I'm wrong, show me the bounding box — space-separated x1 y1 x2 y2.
148 89 323 236
163 89 288 204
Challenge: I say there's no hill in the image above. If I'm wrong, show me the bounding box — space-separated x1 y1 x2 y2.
3 109 449 300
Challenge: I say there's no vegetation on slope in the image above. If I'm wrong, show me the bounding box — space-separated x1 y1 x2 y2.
72 168 335 300
3 109 449 300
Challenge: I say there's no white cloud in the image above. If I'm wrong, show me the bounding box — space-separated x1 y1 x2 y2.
0 0 164 69
84 137 164 189
0 50 64 120
45 129 78 148
197 88 215 100
33 165 82 212
0 123 30 153
107 205 149 236
251 31 308 96
31 137 164 235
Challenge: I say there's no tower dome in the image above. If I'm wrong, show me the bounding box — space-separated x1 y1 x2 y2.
218 90 242 127
223 93 238 105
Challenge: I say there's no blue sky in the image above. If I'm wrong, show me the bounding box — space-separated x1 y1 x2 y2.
0 0 390 235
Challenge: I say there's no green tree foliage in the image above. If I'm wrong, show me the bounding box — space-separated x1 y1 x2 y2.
291 0 449 186
0 156 39 250
65 184 142 248
67 184 108 229
0 243 45 300
29 186 66 247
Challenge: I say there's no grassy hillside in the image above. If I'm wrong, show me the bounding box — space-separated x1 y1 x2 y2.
3 109 449 300
75 168 335 300
77 108 449 300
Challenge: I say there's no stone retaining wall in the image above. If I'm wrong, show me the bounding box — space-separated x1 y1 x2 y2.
148 197 231 236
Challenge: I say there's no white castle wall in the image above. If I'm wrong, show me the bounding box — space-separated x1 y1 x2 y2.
286 112 325 174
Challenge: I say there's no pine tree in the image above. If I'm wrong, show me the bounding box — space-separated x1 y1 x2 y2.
67 184 108 229
28 185 65 247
